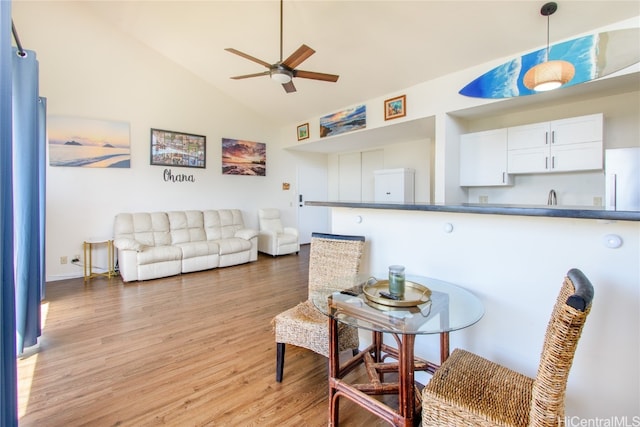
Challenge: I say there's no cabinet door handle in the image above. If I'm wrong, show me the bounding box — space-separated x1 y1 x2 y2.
502 172 505 183
551 130 555 144
545 131 548 145
552 156 555 169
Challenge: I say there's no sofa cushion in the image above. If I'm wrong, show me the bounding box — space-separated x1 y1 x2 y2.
168 210 206 244
114 212 171 247
203 209 246 240
175 240 220 259
217 237 251 255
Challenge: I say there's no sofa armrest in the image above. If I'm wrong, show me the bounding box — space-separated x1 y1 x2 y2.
114 237 146 252
283 227 299 237
235 228 258 240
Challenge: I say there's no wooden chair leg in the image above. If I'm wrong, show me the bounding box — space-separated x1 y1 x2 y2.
276 342 285 382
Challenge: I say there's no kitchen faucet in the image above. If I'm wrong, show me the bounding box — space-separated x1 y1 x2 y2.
547 189 557 206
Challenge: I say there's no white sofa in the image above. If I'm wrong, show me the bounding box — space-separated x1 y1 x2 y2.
113 209 258 282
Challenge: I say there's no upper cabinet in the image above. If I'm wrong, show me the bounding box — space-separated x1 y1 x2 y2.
460 128 513 187
507 113 603 174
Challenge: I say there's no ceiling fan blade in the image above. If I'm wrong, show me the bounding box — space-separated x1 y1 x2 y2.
282 44 315 69
282 81 297 93
225 48 272 69
294 70 339 82
230 71 270 80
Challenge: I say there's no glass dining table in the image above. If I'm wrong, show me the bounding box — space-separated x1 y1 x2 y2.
312 274 484 427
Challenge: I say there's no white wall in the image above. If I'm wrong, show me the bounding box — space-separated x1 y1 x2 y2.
331 207 640 419
13 2 299 281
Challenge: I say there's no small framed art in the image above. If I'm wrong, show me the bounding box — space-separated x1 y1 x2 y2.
150 128 206 168
384 95 406 121
297 123 310 141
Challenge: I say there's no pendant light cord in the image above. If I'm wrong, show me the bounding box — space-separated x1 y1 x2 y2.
545 13 550 62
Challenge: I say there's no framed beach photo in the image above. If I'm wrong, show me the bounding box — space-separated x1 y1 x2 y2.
297 123 309 141
384 95 406 121
48 116 131 168
320 105 366 138
150 128 206 168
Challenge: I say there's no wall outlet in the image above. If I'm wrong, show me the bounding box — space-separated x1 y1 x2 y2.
479 195 489 204
593 196 603 207
60 256 68 264
72 254 81 263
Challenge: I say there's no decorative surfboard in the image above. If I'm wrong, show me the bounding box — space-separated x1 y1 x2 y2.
459 28 640 99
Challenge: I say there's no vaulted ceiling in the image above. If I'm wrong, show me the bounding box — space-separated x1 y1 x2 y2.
81 1 640 126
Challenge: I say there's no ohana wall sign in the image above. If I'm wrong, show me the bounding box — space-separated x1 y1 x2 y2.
163 168 196 183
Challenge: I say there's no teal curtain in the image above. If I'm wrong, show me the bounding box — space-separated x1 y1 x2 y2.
13 45 43 355
2 7 46 425
1 2 18 426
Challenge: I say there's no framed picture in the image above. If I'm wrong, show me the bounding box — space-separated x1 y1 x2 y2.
384 95 406 121
222 138 266 176
150 128 206 168
297 123 309 141
320 104 366 138
48 116 131 168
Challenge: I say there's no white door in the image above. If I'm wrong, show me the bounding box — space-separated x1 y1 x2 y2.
361 150 384 201
339 152 362 201
297 157 329 244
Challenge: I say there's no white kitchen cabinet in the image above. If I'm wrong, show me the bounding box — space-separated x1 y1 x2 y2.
374 168 414 203
507 113 603 174
460 128 513 187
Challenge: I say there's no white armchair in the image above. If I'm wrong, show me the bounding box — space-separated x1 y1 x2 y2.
258 208 300 257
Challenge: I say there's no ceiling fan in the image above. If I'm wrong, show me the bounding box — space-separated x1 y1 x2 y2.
225 0 339 93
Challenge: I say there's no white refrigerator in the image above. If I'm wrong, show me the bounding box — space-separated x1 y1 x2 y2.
605 147 640 211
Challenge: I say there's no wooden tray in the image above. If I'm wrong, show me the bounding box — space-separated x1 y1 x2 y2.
363 279 431 307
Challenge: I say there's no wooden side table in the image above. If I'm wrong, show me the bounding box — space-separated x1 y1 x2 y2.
83 238 115 282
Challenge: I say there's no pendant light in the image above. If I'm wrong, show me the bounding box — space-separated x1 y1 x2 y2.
523 2 575 92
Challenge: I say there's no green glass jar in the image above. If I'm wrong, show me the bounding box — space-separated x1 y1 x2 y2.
388 265 406 298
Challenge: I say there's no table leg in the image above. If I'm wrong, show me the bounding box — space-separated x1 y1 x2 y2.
440 331 450 363
329 316 340 426
83 242 88 281
373 331 383 361
397 333 416 426
108 240 114 277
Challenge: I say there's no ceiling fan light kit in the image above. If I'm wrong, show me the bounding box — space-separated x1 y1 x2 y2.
271 68 292 84
524 2 575 92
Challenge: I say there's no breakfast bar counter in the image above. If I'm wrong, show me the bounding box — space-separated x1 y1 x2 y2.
305 200 640 221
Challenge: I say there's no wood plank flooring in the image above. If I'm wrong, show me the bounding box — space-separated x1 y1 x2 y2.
17 245 396 426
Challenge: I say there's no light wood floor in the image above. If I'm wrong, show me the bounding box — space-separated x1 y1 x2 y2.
18 245 397 426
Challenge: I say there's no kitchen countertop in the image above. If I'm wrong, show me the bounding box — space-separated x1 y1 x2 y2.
305 201 640 222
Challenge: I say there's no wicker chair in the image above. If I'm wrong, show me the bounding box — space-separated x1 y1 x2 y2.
273 232 365 382
422 268 594 427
